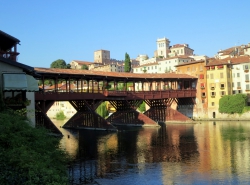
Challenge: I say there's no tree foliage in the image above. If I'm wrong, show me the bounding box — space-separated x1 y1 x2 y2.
124 52 131 72
0 111 69 184
56 110 66 120
50 59 68 69
81 64 89 70
96 102 109 118
138 101 146 113
219 94 247 114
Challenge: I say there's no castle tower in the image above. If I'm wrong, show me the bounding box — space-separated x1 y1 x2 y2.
94 50 110 64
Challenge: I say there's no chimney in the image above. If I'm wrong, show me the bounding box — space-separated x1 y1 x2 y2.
228 60 231 64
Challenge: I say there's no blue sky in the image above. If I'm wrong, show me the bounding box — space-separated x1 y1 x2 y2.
1 0 250 68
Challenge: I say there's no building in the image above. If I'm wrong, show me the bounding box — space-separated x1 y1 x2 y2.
205 58 234 118
215 43 250 59
0 30 39 126
155 37 170 58
69 60 92 69
176 60 208 118
168 44 194 57
94 49 111 64
133 62 159 74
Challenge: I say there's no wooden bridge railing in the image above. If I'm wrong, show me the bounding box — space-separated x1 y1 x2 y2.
35 89 196 101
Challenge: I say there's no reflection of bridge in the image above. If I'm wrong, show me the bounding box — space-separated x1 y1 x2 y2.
34 68 197 134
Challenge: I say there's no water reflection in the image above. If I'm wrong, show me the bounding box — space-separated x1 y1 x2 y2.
53 120 250 185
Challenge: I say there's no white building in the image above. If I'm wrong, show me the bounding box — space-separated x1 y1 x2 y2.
231 56 250 96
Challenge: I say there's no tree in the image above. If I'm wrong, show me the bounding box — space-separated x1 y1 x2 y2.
219 94 247 114
138 101 146 113
50 59 67 68
81 64 89 70
124 52 131 72
96 102 109 118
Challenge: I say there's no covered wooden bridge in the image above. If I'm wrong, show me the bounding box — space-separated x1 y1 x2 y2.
35 68 197 134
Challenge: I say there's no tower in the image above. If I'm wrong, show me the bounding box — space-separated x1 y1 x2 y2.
156 37 170 58
94 50 110 64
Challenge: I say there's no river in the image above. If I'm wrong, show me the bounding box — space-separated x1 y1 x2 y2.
52 120 250 185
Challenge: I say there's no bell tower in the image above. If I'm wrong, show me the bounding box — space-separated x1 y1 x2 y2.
156 37 170 58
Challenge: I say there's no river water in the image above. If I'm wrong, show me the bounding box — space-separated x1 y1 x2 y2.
53 120 250 185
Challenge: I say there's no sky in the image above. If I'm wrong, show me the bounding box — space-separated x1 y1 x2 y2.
1 0 250 68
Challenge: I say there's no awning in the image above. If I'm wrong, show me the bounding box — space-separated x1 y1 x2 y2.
2 73 38 91
26 74 39 91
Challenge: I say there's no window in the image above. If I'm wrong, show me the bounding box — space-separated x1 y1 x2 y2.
155 66 157 69
220 83 225 89
237 82 241 88
244 65 249 69
201 83 205 89
207 74 209 79
211 92 216 96
199 74 204 79
220 91 225 96
237 73 240 77
202 99 205 103
200 65 203 71
245 74 249 81
246 84 250 90
220 73 224 78
233 73 235 78
212 102 215 106
202 92 206 97
210 83 216 90
210 73 214 79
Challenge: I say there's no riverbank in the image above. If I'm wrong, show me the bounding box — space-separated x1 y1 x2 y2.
193 111 250 121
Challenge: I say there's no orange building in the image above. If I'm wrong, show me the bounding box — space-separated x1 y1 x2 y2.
176 60 208 118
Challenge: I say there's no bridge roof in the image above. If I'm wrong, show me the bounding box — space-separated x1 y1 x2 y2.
34 67 197 80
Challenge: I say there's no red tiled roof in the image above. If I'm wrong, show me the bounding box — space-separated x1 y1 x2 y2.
172 44 186 48
206 56 250 66
34 67 197 79
72 60 93 65
134 62 158 68
175 60 206 67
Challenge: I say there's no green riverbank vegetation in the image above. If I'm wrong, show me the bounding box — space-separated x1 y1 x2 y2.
0 95 70 184
56 110 67 120
219 94 250 114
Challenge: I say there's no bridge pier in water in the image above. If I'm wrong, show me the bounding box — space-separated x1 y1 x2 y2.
107 100 159 127
35 100 62 135
63 100 117 131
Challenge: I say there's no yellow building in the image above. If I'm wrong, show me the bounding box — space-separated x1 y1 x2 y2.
205 59 232 118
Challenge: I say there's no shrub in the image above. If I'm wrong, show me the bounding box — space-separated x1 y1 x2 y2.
219 94 247 114
0 111 69 184
56 110 66 120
